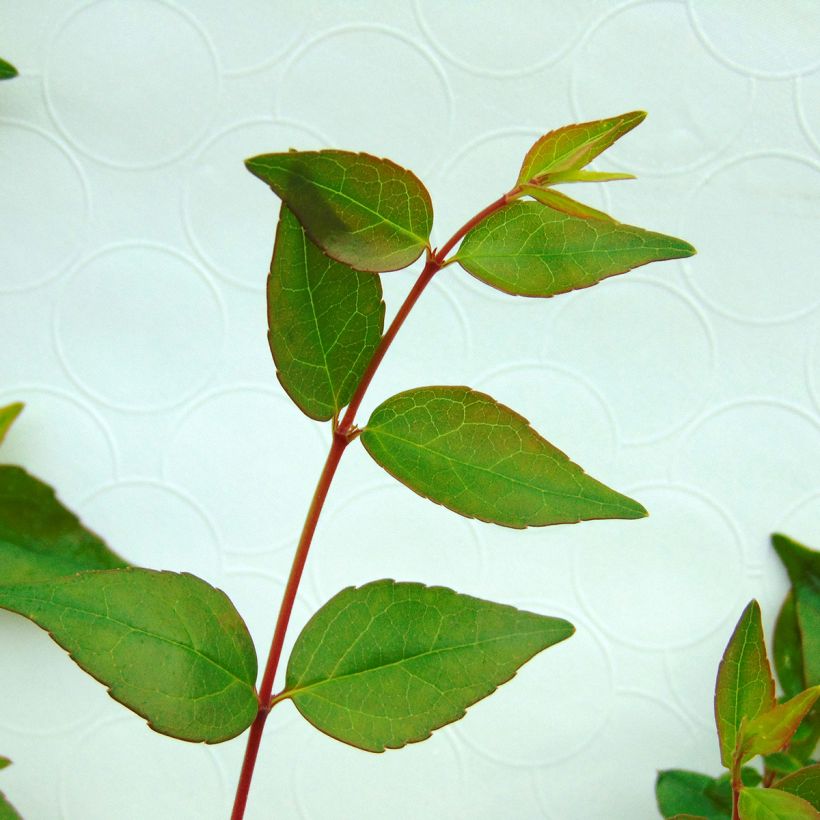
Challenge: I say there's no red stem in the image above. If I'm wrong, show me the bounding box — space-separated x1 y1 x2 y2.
230 191 512 819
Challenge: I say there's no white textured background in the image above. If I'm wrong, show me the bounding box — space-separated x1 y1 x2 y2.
1 2 819 818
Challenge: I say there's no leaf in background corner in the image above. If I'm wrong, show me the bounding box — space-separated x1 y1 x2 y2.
0 755 21 820
453 201 694 298
360 386 646 528
656 767 761 820
0 466 127 585
738 786 820 819
517 110 646 184
775 765 820 811
268 206 385 421
739 687 820 763
0 569 258 743
245 150 433 272
715 600 776 767
519 183 615 222
776 590 808 699
283 579 573 752
0 58 17 80
0 404 23 446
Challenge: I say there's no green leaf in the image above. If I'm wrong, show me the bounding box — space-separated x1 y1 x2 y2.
282 578 574 752
0 465 127 585
0 757 20 820
520 184 615 222
0 569 258 743
267 206 385 421
452 201 695 298
0 58 17 81
655 769 732 819
738 786 820 819
715 600 776 768
775 764 820 811
245 150 433 272
776 591 808 699
360 386 646 529
740 688 820 762
547 169 636 184
668 816 710 820
0 403 23 446
773 534 820 687
517 110 646 184
768 752 808 776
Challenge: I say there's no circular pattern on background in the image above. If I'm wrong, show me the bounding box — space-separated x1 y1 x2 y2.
797 68 820 153
163 386 326 554
59 716 226 818
414 0 607 77
683 153 820 324
572 0 753 174
44 0 218 168
546 278 714 444
455 604 614 767
183 119 327 290
0 387 116 503
54 243 225 412
0 122 89 292
777 493 820 555
689 0 820 79
572 485 744 650
276 25 451 175
78 480 220 581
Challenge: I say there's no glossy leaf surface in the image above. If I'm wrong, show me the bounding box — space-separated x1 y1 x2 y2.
453 201 695 298
361 386 646 528
517 110 646 184
0 58 16 80
284 579 574 752
520 184 614 222
246 150 433 272
0 403 22 445
0 465 127 585
740 687 820 762
715 601 776 767
268 206 384 420
738 787 820 819
0 569 258 743
776 765 820 811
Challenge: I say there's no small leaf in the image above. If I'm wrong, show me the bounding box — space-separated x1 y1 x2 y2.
0 465 127 585
768 752 808 776
0 759 8 772
360 386 646 528
776 591 808 699
738 786 820 819
282 579 574 752
0 569 258 743
547 169 636 184
520 184 615 222
0 756 20 820
740 687 820 762
517 110 646 184
668 815 710 820
775 764 820 811
0 58 17 80
245 150 433 272
655 769 732 819
268 206 385 420
0 403 23 446
715 600 776 768
453 200 695 298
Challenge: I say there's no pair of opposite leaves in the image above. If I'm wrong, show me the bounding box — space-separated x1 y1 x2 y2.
0 113 693 754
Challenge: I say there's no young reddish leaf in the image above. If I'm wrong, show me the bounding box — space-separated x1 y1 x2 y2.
452 201 695 298
715 601 776 768
268 206 385 421
360 386 646 529
517 110 646 185
0 465 127 585
245 150 433 272
775 765 820 811
739 687 820 762
776 591 808 699
281 579 574 752
0 569 258 743
0 403 22 446
738 786 820 819
520 184 615 222
0 58 16 80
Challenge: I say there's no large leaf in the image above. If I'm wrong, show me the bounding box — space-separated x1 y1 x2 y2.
282 579 574 752
0 403 22 445
452 200 695 298
776 591 808 699
0 756 20 820
245 150 433 272
268 206 384 420
774 534 820 687
0 465 127 585
776 765 820 811
517 110 646 184
656 768 761 820
0 58 17 81
739 687 820 762
738 787 820 819
0 569 258 743
715 600 776 767
360 386 646 528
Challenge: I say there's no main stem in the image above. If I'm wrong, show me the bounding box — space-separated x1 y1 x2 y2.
230 192 512 820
